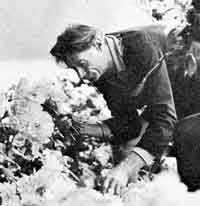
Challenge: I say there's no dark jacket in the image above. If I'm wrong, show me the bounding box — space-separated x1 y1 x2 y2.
141 25 200 120
95 30 177 158
109 24 168 53
172 66 200 119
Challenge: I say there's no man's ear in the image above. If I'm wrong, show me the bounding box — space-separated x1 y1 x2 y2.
94 31 104 51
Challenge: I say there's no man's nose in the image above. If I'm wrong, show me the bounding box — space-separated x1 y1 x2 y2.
75 66 87 79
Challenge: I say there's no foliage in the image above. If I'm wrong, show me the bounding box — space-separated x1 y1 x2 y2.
0 70 114 205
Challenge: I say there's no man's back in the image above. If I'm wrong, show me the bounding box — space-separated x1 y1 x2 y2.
108 24 168 53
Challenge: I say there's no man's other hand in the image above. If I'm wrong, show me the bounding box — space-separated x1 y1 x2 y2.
72 120 103 138
102 165 129 196
101 152 146 195
72 117 112 140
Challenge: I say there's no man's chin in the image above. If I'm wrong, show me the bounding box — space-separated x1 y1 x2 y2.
82 75 100 84
88 70 101 82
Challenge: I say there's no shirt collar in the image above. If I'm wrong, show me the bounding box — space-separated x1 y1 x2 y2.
105 35 126 72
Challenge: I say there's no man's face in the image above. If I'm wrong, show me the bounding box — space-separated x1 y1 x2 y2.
70 44 112 82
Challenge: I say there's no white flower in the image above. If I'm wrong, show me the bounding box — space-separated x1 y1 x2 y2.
0 182 21 206
0 93 9 118
44 174 76 201
42 149 64 172
57 68 80 85
58 188 122 206
91 144 113 166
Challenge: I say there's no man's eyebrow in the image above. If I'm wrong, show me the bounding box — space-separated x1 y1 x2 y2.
77 59 89 66
78 59 88 63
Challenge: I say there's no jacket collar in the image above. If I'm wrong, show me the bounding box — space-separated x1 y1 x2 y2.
105 35 126 72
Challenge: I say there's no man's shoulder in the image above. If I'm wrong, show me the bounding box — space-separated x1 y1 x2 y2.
119 30 153 54
108 24 166 39
108 24 167 53
116 29 149 42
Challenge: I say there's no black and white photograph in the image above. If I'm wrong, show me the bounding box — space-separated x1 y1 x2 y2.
0 0 200 205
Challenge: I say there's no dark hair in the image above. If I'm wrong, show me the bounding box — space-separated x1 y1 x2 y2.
50 24 98 66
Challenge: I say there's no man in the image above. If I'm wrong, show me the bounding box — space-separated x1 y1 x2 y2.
109 24 190 86
50 24 177 195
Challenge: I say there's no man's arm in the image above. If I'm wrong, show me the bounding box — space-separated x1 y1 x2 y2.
103 30 177 166
135 31 177 159
113 30 177 162
101 31 177 195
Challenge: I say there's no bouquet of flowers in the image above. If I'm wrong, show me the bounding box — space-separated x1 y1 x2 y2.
0 67 182 206
0 68 114 205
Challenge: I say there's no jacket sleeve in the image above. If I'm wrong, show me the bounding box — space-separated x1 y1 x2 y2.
135 31 177 158
102 111 142 144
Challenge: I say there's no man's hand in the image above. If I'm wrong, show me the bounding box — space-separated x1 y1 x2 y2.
72 120 103 137
72 117 112 140
101 152 146 195
101 165 129 196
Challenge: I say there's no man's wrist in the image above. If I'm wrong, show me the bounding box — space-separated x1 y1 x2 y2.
119 152 146 181
97 122 105 138
132 147 154 166
97 122 113 140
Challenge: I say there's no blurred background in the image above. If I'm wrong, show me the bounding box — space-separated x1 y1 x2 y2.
0 0 155 90
0 0 189 90
0 0 154 60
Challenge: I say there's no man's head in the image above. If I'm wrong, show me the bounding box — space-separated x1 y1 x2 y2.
50 24 113 82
